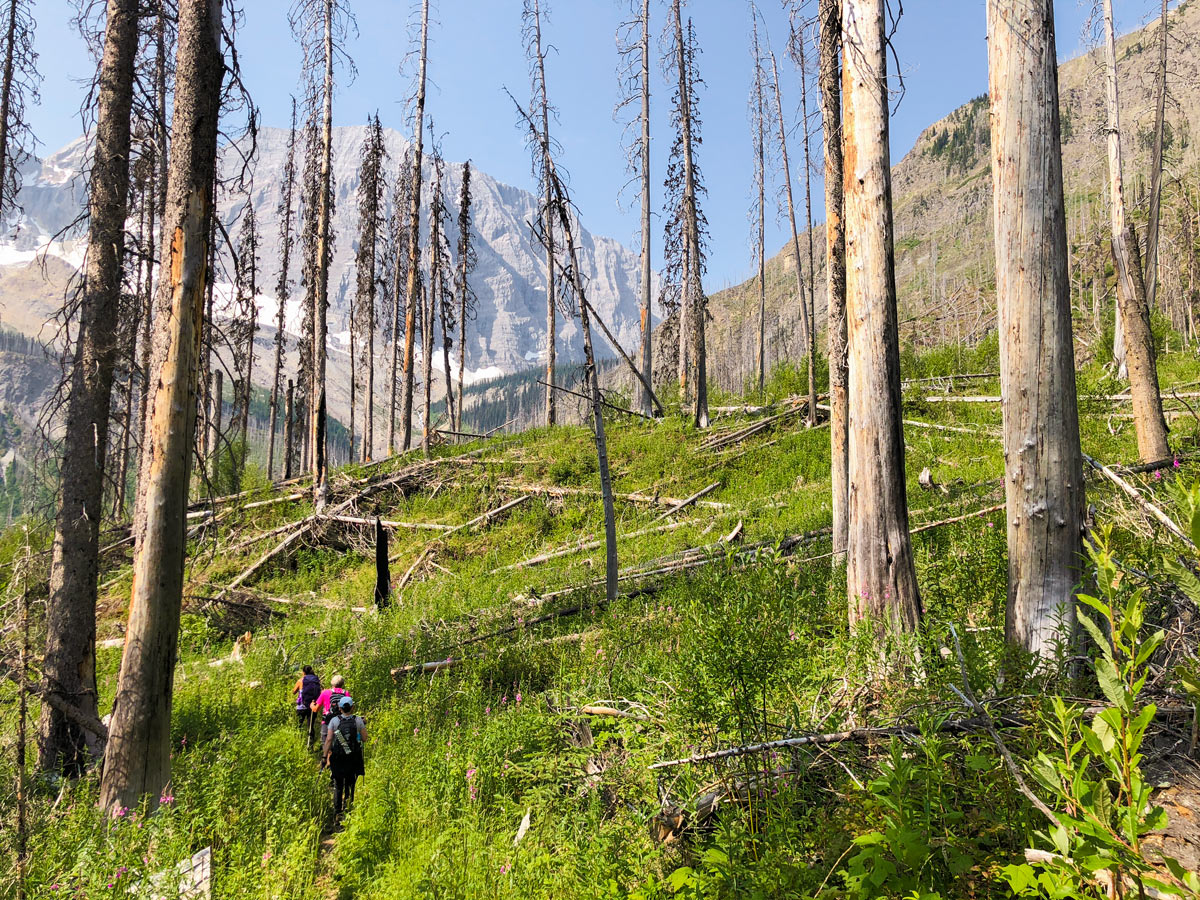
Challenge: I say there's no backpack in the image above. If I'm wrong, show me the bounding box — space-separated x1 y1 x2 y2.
333 715 360 756
299 674 321 708
322 688 349 726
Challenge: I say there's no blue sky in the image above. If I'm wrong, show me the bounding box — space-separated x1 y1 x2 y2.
27 0 1162 291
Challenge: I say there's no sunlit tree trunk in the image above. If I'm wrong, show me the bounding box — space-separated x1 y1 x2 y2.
310 0 334 506
99 0 224 815
1145 0 1168 312
39 0 139 776
636 0 653 417
842 0 921 632
987 0 1085 653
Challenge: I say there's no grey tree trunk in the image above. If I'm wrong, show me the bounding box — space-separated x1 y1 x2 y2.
820 0 848 564
986 0 1086 654
39 0 139 776
99 0 224 815
531 0 556 428
310 0 334 506
798 30 819 427
842 0 921 633
770 51 816 424
284 379 295 479
1102 0 1170 462
1145 0 1168 312
0 0 22 214
399 0 429 452
751 14 766 398
268 103 298 480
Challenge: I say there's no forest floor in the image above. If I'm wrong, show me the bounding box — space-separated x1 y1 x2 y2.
7 340 1200 899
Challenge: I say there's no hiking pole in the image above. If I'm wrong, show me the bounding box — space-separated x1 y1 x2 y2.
307 708 315 750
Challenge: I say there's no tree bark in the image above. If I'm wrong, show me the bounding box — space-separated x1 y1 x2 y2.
842 0 921 632
798 30 819 428
399 0 429 452
0 0 22 216
820 0 849 565
986 0 1086 654
531 0 556 429
1102 0 1170 462
39 0 139 776
99 0 224 816
752 15 766 398
310 0 334 505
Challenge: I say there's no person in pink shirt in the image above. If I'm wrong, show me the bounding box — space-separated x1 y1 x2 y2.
312 674 349 746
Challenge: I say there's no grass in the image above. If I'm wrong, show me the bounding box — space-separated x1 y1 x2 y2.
4 343 1200 899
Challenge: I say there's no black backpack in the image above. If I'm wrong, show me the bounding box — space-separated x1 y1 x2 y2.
322 689 348 727
334 715 360 755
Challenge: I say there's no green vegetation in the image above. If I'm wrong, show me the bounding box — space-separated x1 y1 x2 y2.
5 345 1200 899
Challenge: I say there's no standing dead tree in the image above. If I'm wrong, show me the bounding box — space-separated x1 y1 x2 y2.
387 144 415 453
354 113 387 461
748 5 770 398
616 0 654 417
0 0 38 218
523 0 558 428
424 140 454 454
1100 0 1170 462
664 0 709 427
791 16 820 427
267 98 298 480
295 80 319 472
398 0 430 453
841 0 921 632
453 159 477 434
1145 0 1169 314
39 0 140 777
511 92 619 603
290 0 354 505
768 46 817 426
987 0 1086 653
99 0 225 816
817 0 848 563
232 195 259 492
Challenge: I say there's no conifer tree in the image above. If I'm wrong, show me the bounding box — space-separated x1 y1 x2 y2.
664 1 708 427
267 98 298 480
0 0 38 218
354 113 386 461
454 159 477 433
388 144 415 453
232 197 259 490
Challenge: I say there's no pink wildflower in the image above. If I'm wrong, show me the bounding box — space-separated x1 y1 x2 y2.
1155 470 1164 481
1175 458 1183 469
515 692 522 705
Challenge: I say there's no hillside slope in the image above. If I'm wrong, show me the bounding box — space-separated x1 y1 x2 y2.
704 1 1200 391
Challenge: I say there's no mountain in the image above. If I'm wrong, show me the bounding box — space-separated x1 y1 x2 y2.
0 125 654 411
703 0 1200 392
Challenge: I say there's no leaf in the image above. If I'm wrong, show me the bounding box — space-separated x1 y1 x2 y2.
1094 657 1128 711
1080 609 1113 657
1001 863 1038 895
666 866 696 893
513 807 531 846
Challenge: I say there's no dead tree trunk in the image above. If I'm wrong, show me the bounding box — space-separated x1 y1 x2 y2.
636 0 653 417
798 28 819 428
1145 0 1168 312
987 0 1085 653
751 12 767 398
99 0 224 816
1102 0 1170 462
454 160 476 434
399 0 429 452
422 281 434 457
820 0 848 564
284 378 295 479
770 51 816 425
310 0 334 506
39 0 139 776
842 0 921 632
210 368 223 473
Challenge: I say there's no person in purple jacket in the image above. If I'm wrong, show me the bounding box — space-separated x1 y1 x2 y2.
292 666 322 728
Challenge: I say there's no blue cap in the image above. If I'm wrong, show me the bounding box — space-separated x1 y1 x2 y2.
338 696 354 709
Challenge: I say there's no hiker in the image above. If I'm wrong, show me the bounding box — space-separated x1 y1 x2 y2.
293 666 322 728
313 674 350 746
322 696 366 818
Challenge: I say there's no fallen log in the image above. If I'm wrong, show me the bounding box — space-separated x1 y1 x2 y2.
910 503 1006 534
495 517 701 572
326 514 454 532
648 715 1025 770
494 480 732 511
538 379 655 422
444 495 531 537
391 630 594 678
652 482 721 523
1083 453 1195 549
